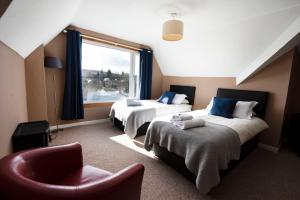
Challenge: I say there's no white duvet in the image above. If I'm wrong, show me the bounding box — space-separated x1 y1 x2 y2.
152 109 269 145
109 100 192 138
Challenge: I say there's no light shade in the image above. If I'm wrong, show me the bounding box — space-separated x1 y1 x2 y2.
162 19 183 41
44 56 63 69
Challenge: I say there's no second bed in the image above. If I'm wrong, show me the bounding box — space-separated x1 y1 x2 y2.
144 88 269 194
110 85 196 138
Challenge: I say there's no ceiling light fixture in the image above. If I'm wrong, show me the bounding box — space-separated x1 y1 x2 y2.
162 13 183 41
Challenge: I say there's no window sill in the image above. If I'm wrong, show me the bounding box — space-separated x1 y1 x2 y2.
84 102 114 108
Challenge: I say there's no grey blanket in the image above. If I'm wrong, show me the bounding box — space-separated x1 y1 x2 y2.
144 121 241 194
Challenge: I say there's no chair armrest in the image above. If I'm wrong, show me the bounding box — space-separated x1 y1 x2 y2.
76 163 145 200
7 163 144 200
20 143 83 182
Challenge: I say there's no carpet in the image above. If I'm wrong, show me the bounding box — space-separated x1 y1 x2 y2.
51 122 300 200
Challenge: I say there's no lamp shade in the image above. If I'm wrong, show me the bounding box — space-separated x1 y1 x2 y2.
44 56 63 69
162 19 183 41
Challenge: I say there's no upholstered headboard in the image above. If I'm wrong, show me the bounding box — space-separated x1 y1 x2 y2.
170 85 196 105
216 88 269 119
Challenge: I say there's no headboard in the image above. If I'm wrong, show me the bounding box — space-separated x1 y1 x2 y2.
216 88 269 119
170 85 196 105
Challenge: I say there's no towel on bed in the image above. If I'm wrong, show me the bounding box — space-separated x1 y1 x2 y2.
171 113 193 121
126 99 142 106
173 118 205 130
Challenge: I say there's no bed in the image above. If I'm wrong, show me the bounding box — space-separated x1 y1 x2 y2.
144 88 269 194
109 85 196 138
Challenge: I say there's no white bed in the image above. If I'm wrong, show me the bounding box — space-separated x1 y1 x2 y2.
151 109 269 145
144 88 269 194
109 100 192 138
145 109 269 194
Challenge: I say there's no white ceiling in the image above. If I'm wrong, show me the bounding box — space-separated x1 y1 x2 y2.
1 0 300 83
0 0 80 58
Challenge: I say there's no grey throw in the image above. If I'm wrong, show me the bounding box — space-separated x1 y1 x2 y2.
144 121 241 194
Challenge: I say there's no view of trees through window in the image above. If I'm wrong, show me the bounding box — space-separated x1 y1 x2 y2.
82 41 140 103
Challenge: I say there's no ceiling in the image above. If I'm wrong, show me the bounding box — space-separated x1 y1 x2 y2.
1 0 300 84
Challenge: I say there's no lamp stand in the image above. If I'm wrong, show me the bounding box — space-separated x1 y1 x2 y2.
51 72 64 134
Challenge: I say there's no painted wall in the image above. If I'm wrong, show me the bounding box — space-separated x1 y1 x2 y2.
0 42 28 157
162 50 295 147
25 45 48 121
44 27 162 125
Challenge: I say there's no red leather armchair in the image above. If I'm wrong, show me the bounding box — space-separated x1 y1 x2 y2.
0 143 144 200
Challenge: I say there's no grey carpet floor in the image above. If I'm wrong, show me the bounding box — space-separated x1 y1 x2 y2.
51 122 300 200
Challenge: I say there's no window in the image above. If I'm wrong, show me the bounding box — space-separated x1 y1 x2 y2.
82 40 140 103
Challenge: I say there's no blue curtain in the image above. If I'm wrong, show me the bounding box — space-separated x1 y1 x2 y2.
139 48 153 100
61 30 84 120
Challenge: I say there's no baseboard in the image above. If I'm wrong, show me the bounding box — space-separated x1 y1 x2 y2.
258 142 280 153
50 118 110 131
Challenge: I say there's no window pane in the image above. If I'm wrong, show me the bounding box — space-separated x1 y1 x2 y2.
82 41 136 103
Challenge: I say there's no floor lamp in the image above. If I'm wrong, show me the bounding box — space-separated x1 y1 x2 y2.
44 56 64 133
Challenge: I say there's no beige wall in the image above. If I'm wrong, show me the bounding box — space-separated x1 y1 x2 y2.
152 57 163 99
0 42 28 157
163 50 295 147
44 27 162 125
25 45 48 121
163 77 236 109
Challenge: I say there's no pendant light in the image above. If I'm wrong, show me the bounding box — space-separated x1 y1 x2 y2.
162 13 183 41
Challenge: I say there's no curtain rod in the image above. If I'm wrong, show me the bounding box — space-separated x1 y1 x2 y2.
63 30 150 52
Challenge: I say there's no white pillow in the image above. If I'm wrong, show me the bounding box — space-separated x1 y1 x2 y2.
172 94 187 104
181 98 189 104
233 101 258 119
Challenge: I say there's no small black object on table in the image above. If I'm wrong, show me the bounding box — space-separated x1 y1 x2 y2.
12 120 50 152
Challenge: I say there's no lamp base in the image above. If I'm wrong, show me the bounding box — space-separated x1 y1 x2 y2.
49 127 64 142
51 128 64 133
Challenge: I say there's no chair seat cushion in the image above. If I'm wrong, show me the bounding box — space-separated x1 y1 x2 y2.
55 165 112 186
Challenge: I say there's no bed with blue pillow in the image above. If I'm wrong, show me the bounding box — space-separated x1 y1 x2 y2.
109 85 196 138
144 88 269 194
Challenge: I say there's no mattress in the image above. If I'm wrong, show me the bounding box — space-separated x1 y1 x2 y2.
151 109 269 145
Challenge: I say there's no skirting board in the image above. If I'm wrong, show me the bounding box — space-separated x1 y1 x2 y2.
258 142 280 153
50 118 110 131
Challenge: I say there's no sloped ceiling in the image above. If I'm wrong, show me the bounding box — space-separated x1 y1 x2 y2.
0 0 80 58
1 0 300 83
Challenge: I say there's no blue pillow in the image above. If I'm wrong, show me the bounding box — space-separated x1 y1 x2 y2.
158 92 176 104
210 97 237 118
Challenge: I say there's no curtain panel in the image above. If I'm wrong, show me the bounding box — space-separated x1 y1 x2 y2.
61 30 84 120
139 49 153 100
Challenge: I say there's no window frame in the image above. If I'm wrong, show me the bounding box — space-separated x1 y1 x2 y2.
81 39 140 107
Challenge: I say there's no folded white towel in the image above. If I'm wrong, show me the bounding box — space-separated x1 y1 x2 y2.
126 99 142 106
173 118 205 130
171 114 193 121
